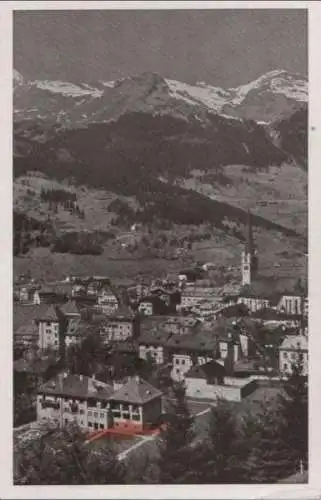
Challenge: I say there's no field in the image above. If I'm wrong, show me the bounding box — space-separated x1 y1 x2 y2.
183 163 307 236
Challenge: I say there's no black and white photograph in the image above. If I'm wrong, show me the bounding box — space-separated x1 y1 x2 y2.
9 3 311 489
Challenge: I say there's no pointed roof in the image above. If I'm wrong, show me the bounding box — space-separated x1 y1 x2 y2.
35 304 60 322
60 300 81 317
110 376 162 404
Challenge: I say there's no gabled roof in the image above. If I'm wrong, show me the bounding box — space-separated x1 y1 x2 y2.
14 323 39 339
60 300 81 316
35 304 60 322
185 360 226 380
138 329 173 346
110 376 162 404
166 331 217 353
38 373 114 401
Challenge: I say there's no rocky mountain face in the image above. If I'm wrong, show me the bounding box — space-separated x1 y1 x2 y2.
13 69 308 239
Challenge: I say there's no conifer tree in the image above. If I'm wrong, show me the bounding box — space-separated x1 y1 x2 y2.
158 383 195 483
278 352 308 468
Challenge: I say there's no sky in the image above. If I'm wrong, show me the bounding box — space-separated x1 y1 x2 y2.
13 9 307 88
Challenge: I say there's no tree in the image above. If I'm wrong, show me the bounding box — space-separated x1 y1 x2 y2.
278 353 308 468
158 383 195 483
14 422 125 485
239 401 296 483
194 399 242 483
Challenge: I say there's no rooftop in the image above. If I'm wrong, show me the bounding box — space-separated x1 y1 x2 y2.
38 373 114 401
185 360 226 380
279 335 308 351
110 376 162 404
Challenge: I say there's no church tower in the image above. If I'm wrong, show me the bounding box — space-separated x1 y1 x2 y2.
241 210 258 286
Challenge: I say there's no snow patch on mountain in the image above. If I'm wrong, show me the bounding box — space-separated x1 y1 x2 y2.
32 80 104 98
229 69 308 106
165 78 229 112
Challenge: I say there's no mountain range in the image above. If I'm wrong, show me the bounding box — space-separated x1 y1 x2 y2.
13 69 308 242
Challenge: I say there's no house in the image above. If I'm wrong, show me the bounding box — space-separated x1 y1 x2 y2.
36 305 65 352
99 307 139 343
64 318 89 348
36 373 162 433
97 287 119 314
108 376 162 432
166 331 218 381
138 300 154 316
138 329 173 365
184 361 257 402
37 373 114 431
279 335 308 376
33 286 68 305
14 323 39 347
277 293 306 316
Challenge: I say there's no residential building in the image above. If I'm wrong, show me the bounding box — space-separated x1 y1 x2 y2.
138 329 173 365
277 293 305 316
14 323 39 348
279 335 308 376
138 301 153 316
97 287 119 314
108 376 162 431
166 332 218 381
37 373 162 432
185 361 257 402
36 305 63 351
99 307 139 343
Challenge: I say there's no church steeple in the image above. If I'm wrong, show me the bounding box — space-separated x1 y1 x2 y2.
241 210 258 286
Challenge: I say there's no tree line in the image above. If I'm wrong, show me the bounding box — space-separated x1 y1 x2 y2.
14 343 307 485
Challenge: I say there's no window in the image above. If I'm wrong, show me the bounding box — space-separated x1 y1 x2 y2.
100 412 104 418
283 352 288 359
88 422 93 427
94 412 98 418
283 363 288 371
100 424 104 429
79 409 85 415
88 410 92 417
175 359 179 365
176 368 180 374
64 419 68 425
122 404 129 412
132 414 140 421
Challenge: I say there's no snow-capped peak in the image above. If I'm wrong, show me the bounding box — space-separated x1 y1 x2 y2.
31 79 103 98
165 78 230 112
230 69 307 105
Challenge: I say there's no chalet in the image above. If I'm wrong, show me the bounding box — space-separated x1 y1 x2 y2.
14 323 39 347
97 287 119 314
279 335 308 376
99 307 139 343
166 332 218 381
138 329 173 365
37 373 162 432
